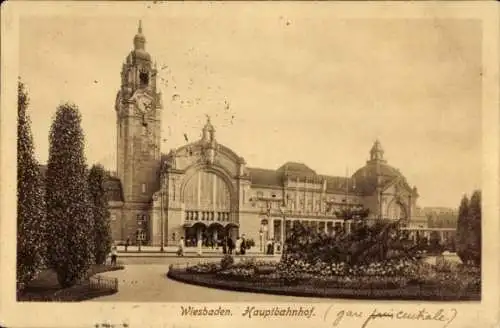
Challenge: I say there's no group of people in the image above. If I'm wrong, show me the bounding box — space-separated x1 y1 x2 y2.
176 235 249 257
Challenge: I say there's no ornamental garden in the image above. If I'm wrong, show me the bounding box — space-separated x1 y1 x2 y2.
168 218 481 301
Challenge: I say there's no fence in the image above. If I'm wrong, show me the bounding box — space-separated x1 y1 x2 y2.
89 275 119 292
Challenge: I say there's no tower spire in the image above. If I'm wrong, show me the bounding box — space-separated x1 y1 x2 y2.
370 139 385 162
133 20 146 50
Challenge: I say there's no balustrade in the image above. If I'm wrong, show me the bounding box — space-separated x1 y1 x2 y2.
184 209 232 223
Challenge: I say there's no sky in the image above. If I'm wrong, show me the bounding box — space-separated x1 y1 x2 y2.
18 6 482 208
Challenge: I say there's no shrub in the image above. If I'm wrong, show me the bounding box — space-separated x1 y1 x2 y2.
220 254 234 269
255 265 276 275
217 267 255 281
186 262 219 274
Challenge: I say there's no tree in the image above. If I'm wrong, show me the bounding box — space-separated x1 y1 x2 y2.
456 194 469 263
88 164 112 265
456 192 481 267
45 103 93 288
468 190 481 266
428 231 442 254
283 218 417 266
17 80 46 289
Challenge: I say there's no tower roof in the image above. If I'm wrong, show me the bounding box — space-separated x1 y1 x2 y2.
370 139 383 155
369 139 386 163
133 20 146 49
203 115 215 132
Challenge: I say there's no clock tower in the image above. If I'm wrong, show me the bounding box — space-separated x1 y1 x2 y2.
115 21 162 204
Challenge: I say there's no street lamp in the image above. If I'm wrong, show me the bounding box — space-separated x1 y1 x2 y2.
279 205 287 252
259 228 263 252
160 188 165 252
153 190 165 253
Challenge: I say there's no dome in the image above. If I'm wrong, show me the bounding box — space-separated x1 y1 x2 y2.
352 161 402 180
351 162 404 195
351 140 405 194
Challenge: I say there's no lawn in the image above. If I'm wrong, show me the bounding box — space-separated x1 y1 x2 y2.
18 264 124 302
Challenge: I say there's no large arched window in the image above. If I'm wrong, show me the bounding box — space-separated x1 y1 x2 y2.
183 171 231 211
387 201 407 220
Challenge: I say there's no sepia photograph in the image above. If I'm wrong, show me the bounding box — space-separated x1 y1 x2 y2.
1 2 499 328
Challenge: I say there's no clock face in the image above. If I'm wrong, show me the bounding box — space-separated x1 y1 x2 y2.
131 90 154 115
136 95 153 113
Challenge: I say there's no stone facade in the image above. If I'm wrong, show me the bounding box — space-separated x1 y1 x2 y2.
106 23 425 247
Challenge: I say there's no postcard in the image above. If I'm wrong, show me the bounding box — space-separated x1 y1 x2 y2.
1 1 498 328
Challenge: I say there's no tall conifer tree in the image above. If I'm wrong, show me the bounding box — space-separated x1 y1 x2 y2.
468 190 481 266
45 103 93 287
88 164 112 265
456 194 469 263
17 80 46 289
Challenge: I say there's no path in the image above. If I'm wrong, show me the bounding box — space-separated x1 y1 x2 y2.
91 258 327 302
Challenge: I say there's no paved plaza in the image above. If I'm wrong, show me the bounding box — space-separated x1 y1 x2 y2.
91 256 326 302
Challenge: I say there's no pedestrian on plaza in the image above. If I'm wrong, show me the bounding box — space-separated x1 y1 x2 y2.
197 238 203 257
266 239 273 255
222 236 227 254
240 235 247 255
235 236 242 255
125 238 130 252
228 237 234 254
177 237 185 256
110 243 118 266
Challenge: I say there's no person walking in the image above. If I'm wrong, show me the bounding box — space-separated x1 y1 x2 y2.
228 237 234 254
235 236 242 255
240 235 247 255
266 239 273 255
125 238 130 252
110 244 118 266
222 236 227 254
197 238 203 257
177 237 185 257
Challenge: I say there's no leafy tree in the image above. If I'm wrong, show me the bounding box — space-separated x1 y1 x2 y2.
88 164 112 265
283 217 418 266
45 103 93 288
17 80 46 289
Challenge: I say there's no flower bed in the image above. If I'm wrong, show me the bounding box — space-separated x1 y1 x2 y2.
186 262 219 274
172 254 480 301
167 267 480 301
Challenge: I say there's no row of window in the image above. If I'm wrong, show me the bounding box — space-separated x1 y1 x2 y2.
254 200 358 214
253 192 360 205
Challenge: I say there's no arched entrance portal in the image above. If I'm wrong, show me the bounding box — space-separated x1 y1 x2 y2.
387 200 408 221
184 222 206 247
182 169 237 246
